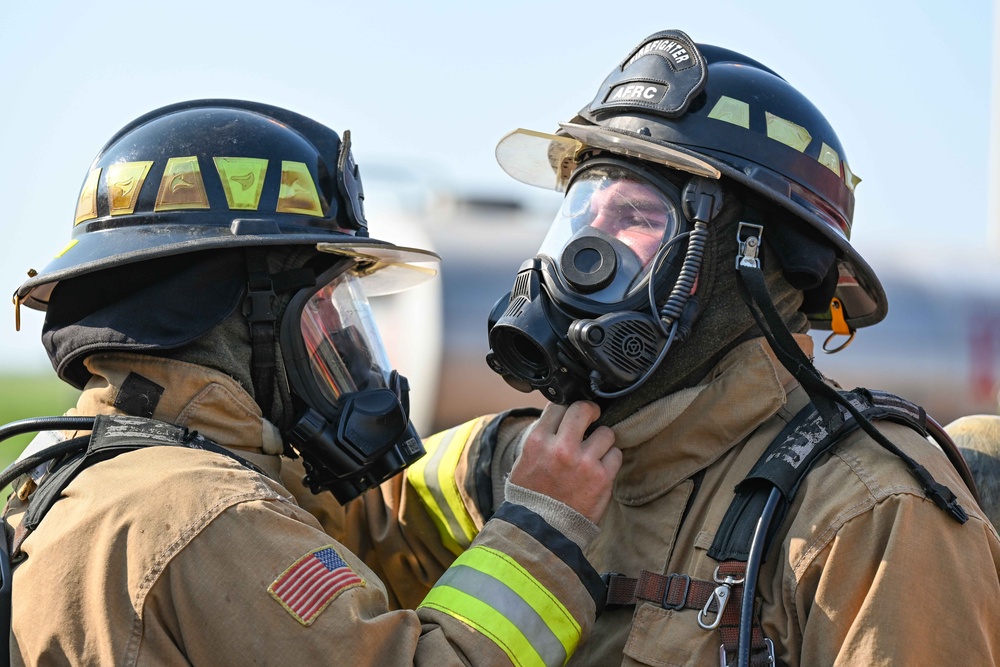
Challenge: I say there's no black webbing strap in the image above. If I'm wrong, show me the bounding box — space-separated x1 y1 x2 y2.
735 260 966 524
243 250 315 423
10 414 264 559
736 261 841 428
708 388 927 562
244 250 280 418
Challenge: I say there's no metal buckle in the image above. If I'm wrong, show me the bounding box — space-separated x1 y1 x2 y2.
736 222 764 269
719 638 775 666
698 566 745 630
662 573 691 611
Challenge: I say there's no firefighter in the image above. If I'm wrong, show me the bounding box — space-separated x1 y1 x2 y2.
2 99 621 666
445 31 1000 665
473 29 1000 665
946 414 1000 529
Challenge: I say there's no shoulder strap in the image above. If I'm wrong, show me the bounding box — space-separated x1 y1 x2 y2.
0 414 264 667
14 414 264 556
708 388 925 562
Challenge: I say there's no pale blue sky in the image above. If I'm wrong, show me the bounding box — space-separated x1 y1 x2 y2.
0 0 995 370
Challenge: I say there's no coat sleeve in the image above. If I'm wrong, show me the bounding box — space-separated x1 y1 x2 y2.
280 408 541 609
788 423 1000 666
151 491 604 667
794 494 1000 664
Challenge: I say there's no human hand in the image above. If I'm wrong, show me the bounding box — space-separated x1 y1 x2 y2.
508 401 622 525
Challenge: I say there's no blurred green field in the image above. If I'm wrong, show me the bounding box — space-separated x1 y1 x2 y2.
0 374 80 473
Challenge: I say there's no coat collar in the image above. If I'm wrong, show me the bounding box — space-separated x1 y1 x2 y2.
609 336 810 505
67 352 284 479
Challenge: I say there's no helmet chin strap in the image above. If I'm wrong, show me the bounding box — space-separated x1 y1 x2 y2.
733 222 967 524
242 249 316 430
244 250 280 420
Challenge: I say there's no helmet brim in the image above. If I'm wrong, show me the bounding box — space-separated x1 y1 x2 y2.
496 125 720 191
17 226 439 311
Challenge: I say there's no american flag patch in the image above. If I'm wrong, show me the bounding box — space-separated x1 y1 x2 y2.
268 545 365 625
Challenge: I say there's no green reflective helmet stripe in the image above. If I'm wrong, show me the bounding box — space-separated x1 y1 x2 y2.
407 418 481 556
419 545 582 667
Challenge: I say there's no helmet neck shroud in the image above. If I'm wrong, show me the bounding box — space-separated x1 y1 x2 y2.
43 249 249 390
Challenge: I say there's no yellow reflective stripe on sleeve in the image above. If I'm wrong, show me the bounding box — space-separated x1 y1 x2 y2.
421 587 546 667
408 419 480 555
419 545 581 667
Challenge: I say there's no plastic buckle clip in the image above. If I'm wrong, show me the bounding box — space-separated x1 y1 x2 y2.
244 287 278 323
662 573 691 611
600 571 619 588
600 571 625 609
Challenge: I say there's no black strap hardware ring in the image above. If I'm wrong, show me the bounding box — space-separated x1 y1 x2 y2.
663 573 692 611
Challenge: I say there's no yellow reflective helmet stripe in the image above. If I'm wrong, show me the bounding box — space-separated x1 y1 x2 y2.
818 142 841 176
765 112 812 152
705 99 863 188
276 160 324 216
214 157 268 210
106 161 153 215
408 419 480 555
844 161 861 192
155 156 210 211
419 545 581 667
707 95 750 129
74 168 101 225
55 239 78 258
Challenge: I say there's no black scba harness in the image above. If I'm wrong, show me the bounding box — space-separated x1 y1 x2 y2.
0 414 262 667
603 387 976 666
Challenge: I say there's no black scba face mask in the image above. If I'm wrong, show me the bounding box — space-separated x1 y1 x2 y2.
281 264 424 503
487 158 721 404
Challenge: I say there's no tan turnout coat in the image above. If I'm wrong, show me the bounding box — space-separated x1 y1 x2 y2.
298 336 1000 666
4 353 601 666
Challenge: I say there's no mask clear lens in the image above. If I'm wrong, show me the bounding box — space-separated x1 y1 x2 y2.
539 164 682 304
299 272 393 407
